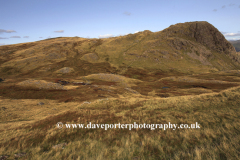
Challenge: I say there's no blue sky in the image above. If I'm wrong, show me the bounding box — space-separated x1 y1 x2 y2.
0 0 240 46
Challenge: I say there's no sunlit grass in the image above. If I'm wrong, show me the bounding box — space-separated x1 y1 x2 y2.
0 85 240 159
1 21 240 159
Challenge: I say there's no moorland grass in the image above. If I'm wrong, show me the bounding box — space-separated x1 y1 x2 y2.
0 85 239 159
1 21 240 159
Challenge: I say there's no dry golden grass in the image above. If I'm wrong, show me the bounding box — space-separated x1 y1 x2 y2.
171 88 214 95
1 21 240 159
16 79 78 90
83 73 142 88
159 75 240 85
0 84 240 159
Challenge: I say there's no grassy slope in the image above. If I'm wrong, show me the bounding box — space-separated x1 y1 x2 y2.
0 86 239 159
1 22 240 79
0 21 240 159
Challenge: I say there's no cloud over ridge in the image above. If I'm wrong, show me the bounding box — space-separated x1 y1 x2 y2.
98 34 114 39
223 33 240 37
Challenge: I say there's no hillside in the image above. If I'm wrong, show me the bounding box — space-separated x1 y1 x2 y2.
0 21 240 79
229 40 240 52
0 21 240 159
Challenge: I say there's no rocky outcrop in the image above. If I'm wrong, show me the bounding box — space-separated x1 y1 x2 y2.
55 67 74 74
162 21 240 65
189 22 235 54
164 21 236 54
80 53 99 63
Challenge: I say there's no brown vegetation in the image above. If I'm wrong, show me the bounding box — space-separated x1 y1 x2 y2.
0 21 240 159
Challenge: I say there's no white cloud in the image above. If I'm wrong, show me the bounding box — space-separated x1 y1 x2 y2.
23 36 29 38
223 33 240 36
10 36 21 38
116 33 133 37
0 29 16 33
0 37 8 39
98 34 114 39
123 11 131 16
227 38 240 41
134 31 140 33
54 30 64 33
118 33 130 36
222 5 226 9
39 37 43 38
213 9 217 12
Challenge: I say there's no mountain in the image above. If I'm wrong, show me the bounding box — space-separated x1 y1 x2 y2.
229 40 240 52
0 21 239 79
1 21 240 159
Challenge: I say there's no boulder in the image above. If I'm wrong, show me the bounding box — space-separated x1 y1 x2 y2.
55 67 74 74
38 102 44 105
80 53 99 63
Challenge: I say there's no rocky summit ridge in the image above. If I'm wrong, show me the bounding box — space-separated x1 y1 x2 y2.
163 21 236 53
0 21 239 78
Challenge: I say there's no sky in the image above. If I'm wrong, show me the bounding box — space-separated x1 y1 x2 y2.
0 0 240 46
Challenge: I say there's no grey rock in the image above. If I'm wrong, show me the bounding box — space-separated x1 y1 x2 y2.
14 152 26 158
57 67 74 74
52 143 67 149
38 102 44 105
